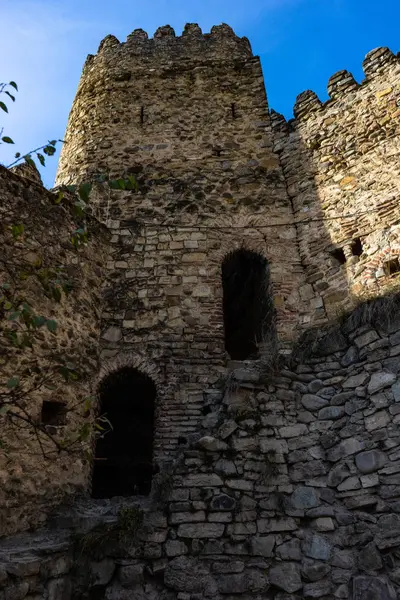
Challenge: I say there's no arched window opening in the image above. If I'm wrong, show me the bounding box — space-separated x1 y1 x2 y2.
222 249 273 360
91 367 156 499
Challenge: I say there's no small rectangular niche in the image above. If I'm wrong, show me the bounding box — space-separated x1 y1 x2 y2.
330 248 346 265
383 258 400 276
41 401 67 426
351 238 363 257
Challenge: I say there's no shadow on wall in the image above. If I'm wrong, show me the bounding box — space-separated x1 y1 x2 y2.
271 46 400 330
221 248 274 360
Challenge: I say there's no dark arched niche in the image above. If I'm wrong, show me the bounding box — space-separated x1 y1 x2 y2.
91 367 156 499
222 249 273 360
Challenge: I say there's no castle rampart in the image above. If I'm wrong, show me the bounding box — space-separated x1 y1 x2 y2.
273 46 400 323
1 24 400 600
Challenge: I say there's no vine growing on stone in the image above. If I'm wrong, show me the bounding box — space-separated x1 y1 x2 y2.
0 78 138 458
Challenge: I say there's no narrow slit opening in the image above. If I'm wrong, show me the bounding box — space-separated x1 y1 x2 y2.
383 258 400 276
351 238 363 257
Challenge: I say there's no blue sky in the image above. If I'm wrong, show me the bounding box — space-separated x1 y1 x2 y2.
1 0 399 187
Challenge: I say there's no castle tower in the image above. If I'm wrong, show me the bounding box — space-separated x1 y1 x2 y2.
56 24 308 494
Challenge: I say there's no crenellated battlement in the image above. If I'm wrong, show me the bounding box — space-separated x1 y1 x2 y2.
282 47 400 123
83 23 252 72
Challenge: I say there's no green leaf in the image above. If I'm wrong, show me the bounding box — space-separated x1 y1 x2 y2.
36 152 45 166
0 101 8 113
14 152 21 159
78 182 92 203
3 301 12 310
24 155 36 168
49 140 57 146
6 331 18 346
66 185 77 193
46 319 57 332
109 178 126 190
54 191 64 205
32 315 46 328
11 223 24 239
8 311 20 321
126 175 138 190
52 287 62 303
5 91 15 102
2 136 14 144
0 406 10 415
6 377 19 389
43 144 56 156
9 81 18 91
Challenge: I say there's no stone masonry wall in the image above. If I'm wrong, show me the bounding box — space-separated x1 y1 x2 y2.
0 165 108 536
55 24 311 459
1 297 400 599
272 47 400 327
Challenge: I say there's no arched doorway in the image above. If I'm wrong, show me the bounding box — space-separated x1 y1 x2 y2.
222 249 273 360
91 367 156 498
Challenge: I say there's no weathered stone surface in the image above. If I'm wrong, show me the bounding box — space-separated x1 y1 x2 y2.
269 562 302 593
342 373 369 389
218 420 238 440
177 523 224 538
276 539 302 560
302 561 331 581
358 542 382 571
214 459 237 476
341 346 359 367
118 563 144 587
318 406 345 420
182 474 223 487
365 410 391 431
5 557 40 577
302 395 329 411
91 559 115 586
368 372 396 394
165 540 188 557
302 534 332 560
355 450 386 474
314 517 335 531
196 436 228 452
280 424 308 438
290 486 320 509
351 575 397 600
47 577 71 600
250 535 275 557
164 558 211 593
327 438 364 462
354 330 379 348
303 580 332 597
377 514 400 537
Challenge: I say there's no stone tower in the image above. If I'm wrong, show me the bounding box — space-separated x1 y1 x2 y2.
56 24 307 472
1 23 400 600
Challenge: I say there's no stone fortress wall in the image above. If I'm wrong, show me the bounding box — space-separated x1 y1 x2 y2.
0 165 109 537
272 46 400 326
0 21 399 600
55 23 310 462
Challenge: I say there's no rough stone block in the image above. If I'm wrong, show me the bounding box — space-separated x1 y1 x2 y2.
91 559 115 586
302 534 332 560
269 562 302 593
368 372 396 395
355 450 386 474
177 523 224 538
302 395 329 411
250 535 275 557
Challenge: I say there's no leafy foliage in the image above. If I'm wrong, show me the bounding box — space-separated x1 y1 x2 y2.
75 506 144 559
